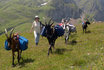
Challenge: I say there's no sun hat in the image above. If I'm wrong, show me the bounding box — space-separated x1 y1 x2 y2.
35 15 40 19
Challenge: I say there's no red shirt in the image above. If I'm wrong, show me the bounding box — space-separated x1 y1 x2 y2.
59 23 63 26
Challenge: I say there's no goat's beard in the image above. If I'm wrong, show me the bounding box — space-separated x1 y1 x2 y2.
8 44 11 48
8 42 12 48
47 35 52 38
46 32 53 38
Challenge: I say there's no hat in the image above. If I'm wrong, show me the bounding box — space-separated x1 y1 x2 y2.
61 19 65 23
35 15 40 19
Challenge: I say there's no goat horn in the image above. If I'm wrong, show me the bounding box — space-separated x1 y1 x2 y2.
51 21 54 26
10 28 14 38
5 29 8 38
43 17 47 25
5 29 7 34
45 20 47 25
48 18 52 25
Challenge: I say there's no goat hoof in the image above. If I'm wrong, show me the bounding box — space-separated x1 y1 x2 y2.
12 64 15 67
20 57 23 61
18 63 20 65
19 57 21 60
48 53 49 56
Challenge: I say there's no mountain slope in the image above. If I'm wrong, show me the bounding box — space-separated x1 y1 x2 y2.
1 23 104 70
0 0 104 35
0 0 82 34
0 0 49 34
47 0 82 22
74 0 104 21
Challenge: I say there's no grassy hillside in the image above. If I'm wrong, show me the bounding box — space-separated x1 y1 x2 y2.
0 23 104 70
1 0 104 35
0 0 83 35
74 0 104 21
0 0 51 34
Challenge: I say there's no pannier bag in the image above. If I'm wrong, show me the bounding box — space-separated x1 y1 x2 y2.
5 40 11 50
41 26 47 37
19 36 28 51
54 25 64 37
4 36 28 51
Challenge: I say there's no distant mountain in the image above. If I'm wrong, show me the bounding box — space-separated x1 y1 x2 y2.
74 0 104 21
0 0 104 35
47 0 82 22
0 0 82 34
46 0 104 21
0 0 48 34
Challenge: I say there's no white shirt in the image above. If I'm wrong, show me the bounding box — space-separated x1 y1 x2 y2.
32 21 41 33
63 24 65 29
67 23 75 28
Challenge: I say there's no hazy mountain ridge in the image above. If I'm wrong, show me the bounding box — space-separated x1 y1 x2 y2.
0 0 104 34
47 0 82 22
0 0 48 34
74 0 104 21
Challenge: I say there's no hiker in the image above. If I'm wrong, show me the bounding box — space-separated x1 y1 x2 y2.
82 21 85 25
30 16 43 46
59 19 66 30
82 18 90 33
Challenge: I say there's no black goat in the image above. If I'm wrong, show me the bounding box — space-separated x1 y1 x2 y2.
82 21 90 33
43 19 58 55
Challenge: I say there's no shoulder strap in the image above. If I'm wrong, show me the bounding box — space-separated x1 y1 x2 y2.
40 21 45 26
40 21 41 24
39 21 43 29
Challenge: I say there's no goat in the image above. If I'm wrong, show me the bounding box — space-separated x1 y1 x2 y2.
82 21 90 33
64 24 77 43
5 28 22 67
43 19 58 55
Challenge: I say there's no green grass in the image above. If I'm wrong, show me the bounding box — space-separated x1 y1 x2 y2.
0 0 52 34
0 23 104 70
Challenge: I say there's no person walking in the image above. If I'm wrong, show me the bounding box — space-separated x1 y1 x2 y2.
59 19 66 30
31 16 43 46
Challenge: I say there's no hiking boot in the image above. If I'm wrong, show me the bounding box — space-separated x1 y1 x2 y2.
36 43 38 46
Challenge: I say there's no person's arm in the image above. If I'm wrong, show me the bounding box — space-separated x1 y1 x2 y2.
30 22 34 32
40 21 45 30
40 21 45 27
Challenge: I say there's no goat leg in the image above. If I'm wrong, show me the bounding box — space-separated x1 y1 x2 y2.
83 28 84 33
12 51 15 67
65 35 69 43
20 50 22 59
48 45 52 56
20 50 23 60
49 44 52 53
52 43 55 51
48 46 49 56
18 50 20 63
53 46 55 51
85 28 86 33
50 47 52 53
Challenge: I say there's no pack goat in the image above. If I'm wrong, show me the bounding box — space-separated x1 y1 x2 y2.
64 23 77 43
5 28 22 67
82 21 90 33
44 19 58 55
